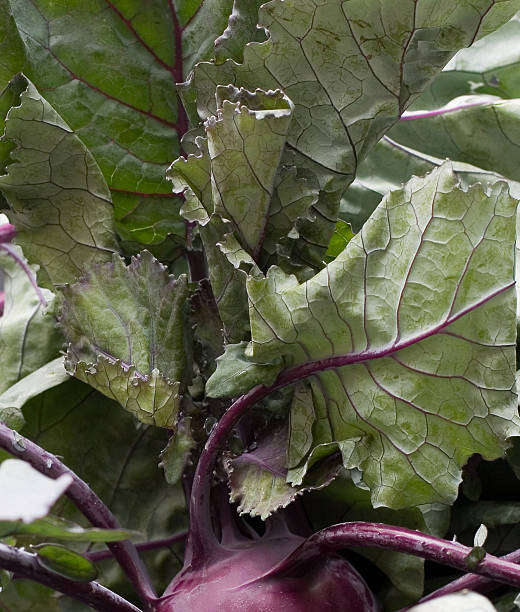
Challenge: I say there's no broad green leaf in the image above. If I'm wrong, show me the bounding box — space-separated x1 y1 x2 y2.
0 515 137 543
0 75 118 287
60 251 191 427
159 417 196 485
417 13 520 109
214 0 266 64
389 96 520 184
0 234 60 425
189 0 520 185
408 592 497 612
225 420 341 520
305 471 428 608
6 0 234 248
34 544 98 583
211 164 520 509
0 358 69 430
0 459 72 523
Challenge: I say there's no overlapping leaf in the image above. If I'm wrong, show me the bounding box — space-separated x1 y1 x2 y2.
4 0 235 248
0 75 118 287
60 251 191 427
209 164 520 509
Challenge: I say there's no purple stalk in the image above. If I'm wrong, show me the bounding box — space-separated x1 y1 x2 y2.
0 543 141 612
400 100 493 121
409 547 520 607
88 531 188 563
0 422 157 608
0 242 48 307
264 522 520 589
0 223 16 243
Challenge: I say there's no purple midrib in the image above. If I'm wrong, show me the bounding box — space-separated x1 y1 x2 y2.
273 281 515 387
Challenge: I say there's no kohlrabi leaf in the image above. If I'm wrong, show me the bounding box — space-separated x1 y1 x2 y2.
0 515 138 543
0 581 61 612
305 471 429 609
0 459 72 523
60 251 191 427
5 0 234 249
214 0 266 64
34 544 98 583
0 358 69 430
389 96 520 184
206 86 293 259
325 220 355 263
408 591 497 612
225 420 341 520
210 163 520 509
159 417 196 485
0 238 60 424
0 75 118 287
417 13 520 109
189 0 520 185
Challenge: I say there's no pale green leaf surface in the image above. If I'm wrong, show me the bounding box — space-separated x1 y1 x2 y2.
225 420 341 520
220 164 519 509
0 239 60 414
206 86 293 257
214 0 266 64
0 76 118 287
0 459 72 523
159 417 196 485
60 251 191 427
189 0 520 185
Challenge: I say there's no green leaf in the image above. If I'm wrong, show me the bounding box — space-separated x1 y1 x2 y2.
225 420 341 520
0 515 138 543
206 342 281 398
0 358 69 429
34 544 98 583
189 0 520 185
221 163 519 509
408 592 497 612
0 580 61 611
60 251 191 427
0 459 72 523
6 0 234 248
0 233 61 427
325 220 355 263
214 0 266 64
159 417 196 485
0 75 118 287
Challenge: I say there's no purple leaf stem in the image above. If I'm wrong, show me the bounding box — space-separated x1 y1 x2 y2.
400 100 493 121
0 223 16 243
0 422 157 608
0 543 142 612
0 243 48 307
406 547 520 608
87 531 188 563
267 522 520 589
188 281 514 561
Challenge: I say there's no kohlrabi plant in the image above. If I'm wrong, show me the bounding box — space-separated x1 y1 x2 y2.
3 1 520 611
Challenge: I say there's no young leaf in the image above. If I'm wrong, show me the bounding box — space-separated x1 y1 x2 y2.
0 459 72 523
225 420 341 520
34 544 98 583
214 0 266 64
60 251 191 427
159 417 196 486
211 163 520 509
0 75 118 287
